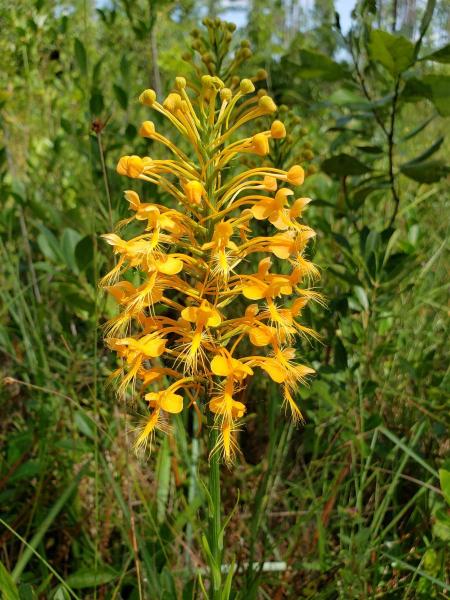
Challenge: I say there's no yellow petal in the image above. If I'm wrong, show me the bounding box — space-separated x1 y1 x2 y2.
139 336 166 357
158 256 183 275
259 359 286 383
249 327 273 347
211 355 231 377
160 392 184 414
242 282 266 300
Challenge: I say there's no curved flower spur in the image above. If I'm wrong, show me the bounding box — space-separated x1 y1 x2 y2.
102 73 321 465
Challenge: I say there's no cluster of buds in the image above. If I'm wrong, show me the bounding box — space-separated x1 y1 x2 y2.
102 73 320 464
184 18 262 84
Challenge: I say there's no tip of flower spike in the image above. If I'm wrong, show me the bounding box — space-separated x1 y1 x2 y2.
287 165 305 186
271 120 286 139
139 121 156 137
139 89 157 105
258 95 277 113
239 78 255 94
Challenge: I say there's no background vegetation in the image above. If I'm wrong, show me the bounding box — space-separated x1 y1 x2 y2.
0 0 449 598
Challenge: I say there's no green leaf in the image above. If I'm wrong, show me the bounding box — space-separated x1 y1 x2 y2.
400 160 449 183
37 225 64 263
0 561 19 600
75 236 94 271
65 567 118 589
354 286 369 311
404 137 444 165
402 75 450 116
439 469 450 505
61 228 82 273
113 84 128 110
321 153 372 176
421 43 450 63
369 29 415 75
74 38 87 76
89 89 104 115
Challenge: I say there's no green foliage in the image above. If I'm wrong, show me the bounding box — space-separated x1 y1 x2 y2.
1 0 449 598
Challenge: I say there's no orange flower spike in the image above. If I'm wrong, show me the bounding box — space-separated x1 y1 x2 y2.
103 69 320 462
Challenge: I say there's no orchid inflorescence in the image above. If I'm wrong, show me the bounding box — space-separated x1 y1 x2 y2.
102 73 320 464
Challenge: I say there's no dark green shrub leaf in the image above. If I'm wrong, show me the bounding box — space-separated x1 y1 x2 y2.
113 84 128 110
322 153 371 176
89 89 104 115
400 160 449 183
75 236 94 271
369 30 415 75
74 38 87 76
421 43 450 64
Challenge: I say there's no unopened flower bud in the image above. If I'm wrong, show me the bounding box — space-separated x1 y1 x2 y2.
256 68 268 80
117 155 144 178
303 149 314 161
240 79 255 94
270 120 286 139
139 89 156 106
287 165 305 186
175 76 186 90
227 22 237 32
185 181 204 205
139 121 156 137
163 93 182 112
258 95 277 113
220 88 232 102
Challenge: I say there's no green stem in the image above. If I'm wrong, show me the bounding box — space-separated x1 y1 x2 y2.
208 424 222 599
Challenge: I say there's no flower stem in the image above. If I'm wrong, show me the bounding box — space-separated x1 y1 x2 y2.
208 424 222 599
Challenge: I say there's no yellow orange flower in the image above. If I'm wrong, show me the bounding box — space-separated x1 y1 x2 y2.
102 72 320 464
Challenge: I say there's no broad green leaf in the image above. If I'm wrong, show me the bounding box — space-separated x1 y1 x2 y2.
439 469 450 505
421 43 450 64
400 160 449 183
369 29 415 75
74 38 87 76
65 567 118 589
113 84 128 110
322 153 371 176
37 225 64 263
75 236 94 271
89 89 104 115
354 286 369 311
61 228 82 273
402 75 450 116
